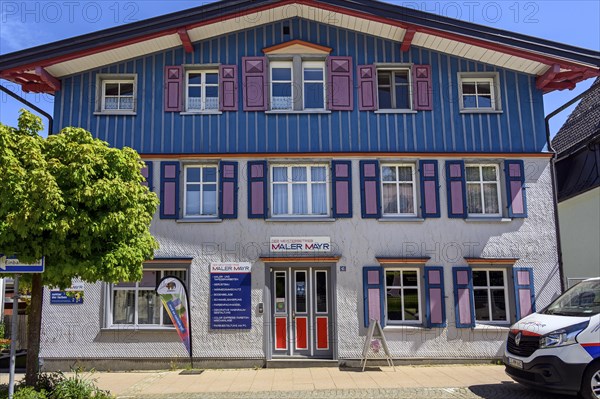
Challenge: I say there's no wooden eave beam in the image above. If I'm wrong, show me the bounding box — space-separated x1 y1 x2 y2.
536 64 560 90
543 81 577 92
178 28 194 54
401 29 416 52
34 66 61 91
22 83 54 93
464 257 519 265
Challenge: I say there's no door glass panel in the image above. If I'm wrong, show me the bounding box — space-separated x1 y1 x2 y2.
315 271 327 313
295 272 307 313
275 272 286 313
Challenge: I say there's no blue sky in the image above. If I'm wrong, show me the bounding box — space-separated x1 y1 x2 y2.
1 0 599 138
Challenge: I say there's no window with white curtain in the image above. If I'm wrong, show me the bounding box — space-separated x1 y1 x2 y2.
184 165 218 217
111 269 187 327
270 61 293 110
271 164 329 217
466 164 501 216
101 79 135 112
381 164 417 216
269 59 326 111
186 70 219 112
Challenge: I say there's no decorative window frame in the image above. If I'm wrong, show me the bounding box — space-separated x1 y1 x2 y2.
383 267 423 325
471 267 511 325
375 64 413 112
95 74 137 115
269 163 331 218
184 68 220 113
457 72 502 113
380 163 418 217
465 163 503 217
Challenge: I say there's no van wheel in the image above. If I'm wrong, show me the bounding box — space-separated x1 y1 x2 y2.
581 362 600 399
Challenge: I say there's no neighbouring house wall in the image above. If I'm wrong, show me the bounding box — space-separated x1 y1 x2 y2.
558 186 600 286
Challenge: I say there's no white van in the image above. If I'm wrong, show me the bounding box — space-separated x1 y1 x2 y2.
504 277 600 398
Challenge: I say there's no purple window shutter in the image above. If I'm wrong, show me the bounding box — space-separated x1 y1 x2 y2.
141 161 154 191
453 267 475 328
327 56 353 111
360 160 381 218
160 161 180 219
513 268 535 320
424 267 446 328
219 161 238 219
332 160 352 218
357 65 377 111
505 160 527 218
219 65 238 111
242 57 268 111
445 160 467 218
247 160 268 218
164 66 183 112
363 266 385 327
419 160 440 218
413 65 433 110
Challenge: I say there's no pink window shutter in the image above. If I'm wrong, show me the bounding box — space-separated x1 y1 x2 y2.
357 65 377 111
164 66 183 112
242 57 268 111
413 64 433 111
219 65 238 111
327 56 353 111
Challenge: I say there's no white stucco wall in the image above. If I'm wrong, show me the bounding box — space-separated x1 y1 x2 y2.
39 156 561 365
558 186 600 285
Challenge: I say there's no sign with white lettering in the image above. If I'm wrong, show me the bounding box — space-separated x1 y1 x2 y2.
270 237 331 253
50 282 84 304
0 255 45 273
210 262 252 330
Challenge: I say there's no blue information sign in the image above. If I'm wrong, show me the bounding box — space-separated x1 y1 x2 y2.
0 255 45 273
50 291 84 304
210 263 252 330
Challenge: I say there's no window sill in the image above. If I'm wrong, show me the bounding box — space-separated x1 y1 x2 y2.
265 110 332 115
464 217 512 223
374 110 418 114
383 324 425 332
266 217 335 222
101 326 177 332
93 112 137 116
180 111 222 115
473 324 510 331
177 218 223 223
378 217 424 223
459 110 503 114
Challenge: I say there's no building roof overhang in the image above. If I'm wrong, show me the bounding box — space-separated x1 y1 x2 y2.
1 0 598 94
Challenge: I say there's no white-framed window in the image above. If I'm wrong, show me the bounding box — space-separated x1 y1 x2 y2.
184 165 218 217
271 164 329 217
377 68 412 110
385 268 421 324
381 164 417 216
458 73 500 111
111 269 187 327
466 164 502 216
270 61 294 110
472 268 509 323
186 70 219 112
302 61 326 110
100 78 136 112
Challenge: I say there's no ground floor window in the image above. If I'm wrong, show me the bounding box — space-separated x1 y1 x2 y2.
472 269 509 323
111 269 187 327
385 269 421 323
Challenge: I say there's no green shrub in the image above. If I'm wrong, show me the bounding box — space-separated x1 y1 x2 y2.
50 370 113 399
13 387 48 399
34 373 65 393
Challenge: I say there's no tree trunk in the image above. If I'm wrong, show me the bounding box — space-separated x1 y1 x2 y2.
25 274 43 386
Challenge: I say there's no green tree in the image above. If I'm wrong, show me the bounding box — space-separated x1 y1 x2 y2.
0 110 159 385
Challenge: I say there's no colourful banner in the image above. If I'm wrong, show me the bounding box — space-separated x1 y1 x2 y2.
156 276 191 356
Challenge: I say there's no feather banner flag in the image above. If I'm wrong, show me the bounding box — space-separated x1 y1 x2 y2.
156 276 192 357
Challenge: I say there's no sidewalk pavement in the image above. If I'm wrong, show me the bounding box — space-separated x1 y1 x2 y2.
1 365 564 399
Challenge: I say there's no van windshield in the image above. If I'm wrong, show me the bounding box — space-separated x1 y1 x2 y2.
542 280 600 317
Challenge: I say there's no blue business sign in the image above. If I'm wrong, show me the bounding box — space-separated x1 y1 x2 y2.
0 255 45 273
210 262 252 330
50 282 84 304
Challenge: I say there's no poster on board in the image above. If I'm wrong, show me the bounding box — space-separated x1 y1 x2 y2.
210 262 252 329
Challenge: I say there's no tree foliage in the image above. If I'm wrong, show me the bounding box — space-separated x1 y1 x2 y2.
0 110 159 288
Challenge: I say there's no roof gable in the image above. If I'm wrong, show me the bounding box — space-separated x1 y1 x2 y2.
263 40 332 55
0 0 598 94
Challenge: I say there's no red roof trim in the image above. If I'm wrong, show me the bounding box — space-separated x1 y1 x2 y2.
177 28 194 54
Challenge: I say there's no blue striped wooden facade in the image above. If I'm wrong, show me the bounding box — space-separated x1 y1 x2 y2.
53 18 546 154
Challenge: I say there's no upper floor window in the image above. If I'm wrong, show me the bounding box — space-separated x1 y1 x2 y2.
269 59 326 111
111 268 187 327
186 70 219 112
385 269 421 324
377 68 412 110
458 73 501 112
96 74 137 114
184 165 218 217
466 164 502 216
271 164 329 216
381 164 417 216
473 269 509 323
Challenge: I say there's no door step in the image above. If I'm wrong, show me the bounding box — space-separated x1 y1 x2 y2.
266 359 339 368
